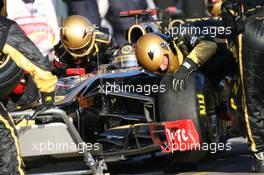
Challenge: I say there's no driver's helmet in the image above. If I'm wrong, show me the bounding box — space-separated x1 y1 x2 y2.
113 44 138 69
135 33 180 74
60 15 96 58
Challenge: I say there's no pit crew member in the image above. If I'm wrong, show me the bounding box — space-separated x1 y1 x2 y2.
212 0 264 172
53 15 117 76
0 0 57 174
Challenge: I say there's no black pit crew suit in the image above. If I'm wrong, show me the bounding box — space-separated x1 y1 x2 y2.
221 0 264 171
224 0 264 156
0 17 57 174
53 32 116 76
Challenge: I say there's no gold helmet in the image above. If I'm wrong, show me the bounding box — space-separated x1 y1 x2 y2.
0 0 7 17
135 33 180 74
60 15 95 58
208 0 223 16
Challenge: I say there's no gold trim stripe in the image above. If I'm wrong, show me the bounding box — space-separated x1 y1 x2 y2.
238 34 257 152
0 114 24 175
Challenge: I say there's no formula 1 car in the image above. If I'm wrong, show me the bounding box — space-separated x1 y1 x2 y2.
5 41 224 175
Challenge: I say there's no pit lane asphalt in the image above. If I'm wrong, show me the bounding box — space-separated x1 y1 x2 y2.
26 137 256 175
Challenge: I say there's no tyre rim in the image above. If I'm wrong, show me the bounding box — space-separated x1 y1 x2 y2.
0 54 10 68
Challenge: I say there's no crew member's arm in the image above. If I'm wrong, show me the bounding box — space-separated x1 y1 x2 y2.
1 19 57 106
172 23 217 92
187 41 217 65
181 23 217 66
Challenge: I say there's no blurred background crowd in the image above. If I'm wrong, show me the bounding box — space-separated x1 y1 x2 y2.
6 0 210 59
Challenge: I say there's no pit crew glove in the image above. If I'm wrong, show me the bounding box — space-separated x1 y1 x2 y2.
40 91 55 108
172 57 197 92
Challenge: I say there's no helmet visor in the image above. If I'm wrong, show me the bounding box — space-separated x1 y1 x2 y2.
68 39 93 56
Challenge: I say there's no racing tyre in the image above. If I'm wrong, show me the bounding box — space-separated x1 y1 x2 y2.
0 55 24 98
158 72 220 162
